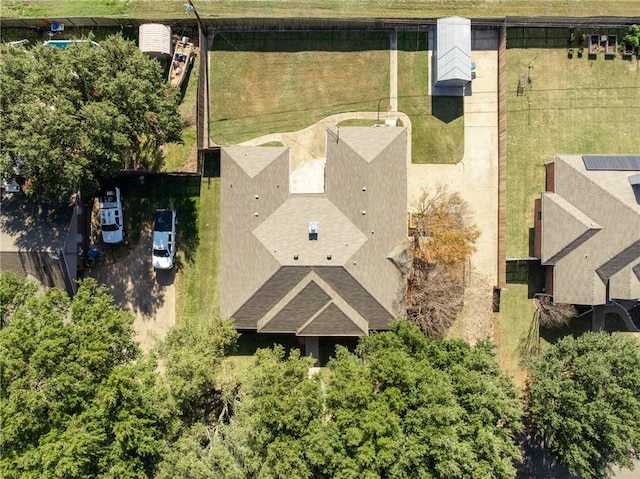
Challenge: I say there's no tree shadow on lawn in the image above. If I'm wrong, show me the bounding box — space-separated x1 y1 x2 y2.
516 434 580 479
234 331 359 367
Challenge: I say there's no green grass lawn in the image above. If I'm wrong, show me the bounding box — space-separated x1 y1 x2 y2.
397 30 464 164
3 1 640 19
209 31 390 144
175 178 220 323
506 47 640 258
494 284 537 387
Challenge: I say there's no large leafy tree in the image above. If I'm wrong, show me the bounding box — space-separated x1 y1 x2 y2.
0 277 164 478
310 321 523 479
157 315 239 424
0 35 182 202
527 332 640 479
196 321 523 478
0 271 38 327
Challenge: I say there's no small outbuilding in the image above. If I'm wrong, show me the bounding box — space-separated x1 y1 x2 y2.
138 24 172 61
432 16 472 96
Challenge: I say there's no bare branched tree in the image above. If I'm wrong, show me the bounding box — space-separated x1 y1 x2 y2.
535 295 577 329
406 186 480 338
407 262 465 338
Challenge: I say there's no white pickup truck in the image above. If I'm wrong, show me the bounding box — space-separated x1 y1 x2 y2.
99 187 124 244
152 209 177 269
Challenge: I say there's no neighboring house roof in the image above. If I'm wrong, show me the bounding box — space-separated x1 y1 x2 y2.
433 16 471 96
0 194 77 293
541 154 640 305
221 126 408 336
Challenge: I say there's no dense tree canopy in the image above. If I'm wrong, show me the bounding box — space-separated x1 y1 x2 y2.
0 34 182 202
0 277 163 478
0 271 38 327
527 332 640 479
1 272 526 478
184 321 523 479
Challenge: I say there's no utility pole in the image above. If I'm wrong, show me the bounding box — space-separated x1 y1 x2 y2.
186 0 206 34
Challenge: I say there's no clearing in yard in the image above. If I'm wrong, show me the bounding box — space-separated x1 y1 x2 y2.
209 31 390 144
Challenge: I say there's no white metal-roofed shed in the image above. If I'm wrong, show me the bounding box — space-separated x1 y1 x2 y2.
433 16 472 96
139 24 172 60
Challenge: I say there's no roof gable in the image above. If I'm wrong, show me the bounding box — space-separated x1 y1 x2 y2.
298 303 367 336
541 192 601 264
330 126 406 163
255 269 370 336
542 154 640 304
226 146 288 178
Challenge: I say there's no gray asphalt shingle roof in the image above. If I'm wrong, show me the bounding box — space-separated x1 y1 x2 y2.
221 127 407 336
541 154 640 305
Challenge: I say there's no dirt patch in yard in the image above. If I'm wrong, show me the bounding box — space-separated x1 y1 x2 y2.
90 225 175 351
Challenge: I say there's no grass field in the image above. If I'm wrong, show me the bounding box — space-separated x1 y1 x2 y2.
175 177 220 323
397 30 464 164
3 0 640 19
209 31 390 144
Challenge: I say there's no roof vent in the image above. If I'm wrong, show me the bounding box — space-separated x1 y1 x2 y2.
255 194 259 199
254 212 259 217
309 221 318 241
362 186 367 192
327 254 332 260
361 210 366 215
293 254 299 260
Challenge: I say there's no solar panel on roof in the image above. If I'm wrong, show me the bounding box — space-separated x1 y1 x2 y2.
583 155 640 171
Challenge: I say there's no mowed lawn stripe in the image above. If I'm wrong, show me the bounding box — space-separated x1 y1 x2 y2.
176 178 220 323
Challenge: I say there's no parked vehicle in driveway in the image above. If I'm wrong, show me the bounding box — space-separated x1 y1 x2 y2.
152 209 177 269
99 187 124 244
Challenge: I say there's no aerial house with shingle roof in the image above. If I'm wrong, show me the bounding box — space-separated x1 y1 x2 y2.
534 154 640 331
221 126 408 358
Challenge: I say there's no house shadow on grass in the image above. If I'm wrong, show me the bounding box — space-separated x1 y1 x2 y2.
506 259 544 299
431 96 464 123
235 331 359 367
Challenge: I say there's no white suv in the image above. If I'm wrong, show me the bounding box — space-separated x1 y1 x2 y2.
99 187 124 244
152 209 177 269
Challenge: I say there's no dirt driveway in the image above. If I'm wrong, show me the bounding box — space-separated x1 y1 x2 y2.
90 226 175 351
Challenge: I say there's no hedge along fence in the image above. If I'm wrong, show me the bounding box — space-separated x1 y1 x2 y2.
506 26 636 49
